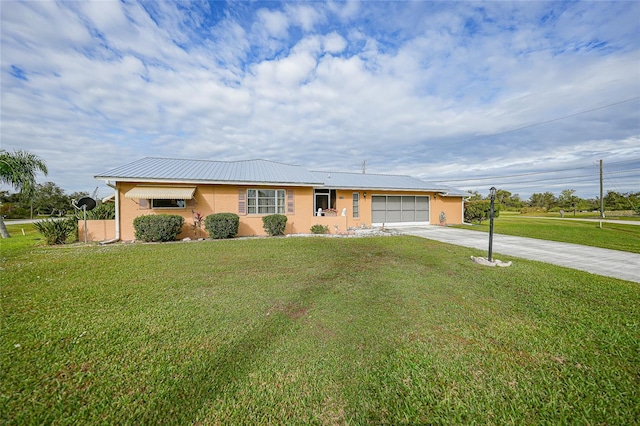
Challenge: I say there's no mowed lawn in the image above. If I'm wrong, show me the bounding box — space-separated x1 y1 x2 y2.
2 227 639 424
457 213 640 254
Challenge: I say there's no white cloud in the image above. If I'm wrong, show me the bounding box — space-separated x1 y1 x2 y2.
286 4 324 32
1 1 638 199
322 32 346 54
255 8 289 39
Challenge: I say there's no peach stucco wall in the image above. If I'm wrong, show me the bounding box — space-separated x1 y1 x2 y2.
115 182 464 240
78 220 116 242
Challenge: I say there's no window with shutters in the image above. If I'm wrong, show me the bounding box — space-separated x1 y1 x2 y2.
247 189 286 214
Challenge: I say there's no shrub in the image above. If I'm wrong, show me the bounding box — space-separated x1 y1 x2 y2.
262 214 287 236
464 201 500 224
310 224 329 234
0 203 30 219
204 213 239 239
73 203 116 221
133 214 185 242
34 217 77 245
87 203 116 220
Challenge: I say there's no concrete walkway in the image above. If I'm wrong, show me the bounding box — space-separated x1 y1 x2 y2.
397 226 640 283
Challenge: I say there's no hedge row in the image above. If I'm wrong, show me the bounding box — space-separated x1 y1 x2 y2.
130 212 294 241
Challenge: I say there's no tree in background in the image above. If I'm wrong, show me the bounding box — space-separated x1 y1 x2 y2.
464 200 500 224
528 192 557 211
558 189 578 210
0 190 30 219
31 182 87 216
604 191 640 213
0 149 48 238
493 189 525 210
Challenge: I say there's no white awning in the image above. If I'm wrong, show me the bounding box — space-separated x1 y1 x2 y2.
124 186 196 200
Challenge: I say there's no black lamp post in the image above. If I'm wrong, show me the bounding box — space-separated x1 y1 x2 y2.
488 187 497 262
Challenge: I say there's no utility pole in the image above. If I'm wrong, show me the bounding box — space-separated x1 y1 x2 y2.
600 159 604 219
361 160 366 174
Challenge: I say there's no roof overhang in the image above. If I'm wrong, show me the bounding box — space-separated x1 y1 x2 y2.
125 186 196 200
97 177 322 187
101 194 115 203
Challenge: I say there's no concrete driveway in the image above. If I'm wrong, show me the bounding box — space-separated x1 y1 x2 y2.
397 226 640 283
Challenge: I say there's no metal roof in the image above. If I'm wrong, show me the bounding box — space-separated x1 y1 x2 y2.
95 157 322 186
309 171 452 192
95 157 466 195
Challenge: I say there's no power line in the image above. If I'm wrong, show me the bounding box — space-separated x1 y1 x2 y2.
430 158 640 183
439 96 640 149
500 169 639 186
431 165 595 183
453 167 639 194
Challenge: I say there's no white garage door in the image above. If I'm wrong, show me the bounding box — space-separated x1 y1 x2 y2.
372 195 430 225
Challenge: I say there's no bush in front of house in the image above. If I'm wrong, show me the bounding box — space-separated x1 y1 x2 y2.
133 214 185 242
262 214 287 236
204 213 239 239
34 217 77 245
310 224 329 234
464 201 500 224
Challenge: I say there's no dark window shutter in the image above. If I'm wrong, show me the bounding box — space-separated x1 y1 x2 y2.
287 189 294 214
139 199 150 210
238 189 246 215
186 198 196 208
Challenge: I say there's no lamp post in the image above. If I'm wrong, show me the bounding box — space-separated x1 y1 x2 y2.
488 187 497 262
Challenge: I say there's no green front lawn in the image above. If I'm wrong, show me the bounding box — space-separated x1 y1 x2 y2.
2 230 639 424
457 215 640 253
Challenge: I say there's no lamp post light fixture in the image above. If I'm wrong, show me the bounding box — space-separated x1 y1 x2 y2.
488 187 497 262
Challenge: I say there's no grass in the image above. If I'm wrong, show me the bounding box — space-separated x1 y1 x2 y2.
457 214 640 254
516 209 639 219
2 227 639 424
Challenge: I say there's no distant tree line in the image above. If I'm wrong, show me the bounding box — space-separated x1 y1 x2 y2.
465 188 640 218
1 181 89 219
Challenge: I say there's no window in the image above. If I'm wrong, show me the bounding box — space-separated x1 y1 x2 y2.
314 189 336 214
247 189 286 214
352 193 360 218
151 199 186 209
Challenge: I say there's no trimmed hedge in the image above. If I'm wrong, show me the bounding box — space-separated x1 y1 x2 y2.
133 214 185 242
262 214 287 236
204 213 239 239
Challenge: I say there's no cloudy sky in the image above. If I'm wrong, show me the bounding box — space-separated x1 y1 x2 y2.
2 0 639 200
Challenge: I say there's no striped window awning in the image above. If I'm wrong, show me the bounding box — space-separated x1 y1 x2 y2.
124 186 196 200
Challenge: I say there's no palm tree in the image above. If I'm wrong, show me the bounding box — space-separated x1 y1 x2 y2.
0 150 48 238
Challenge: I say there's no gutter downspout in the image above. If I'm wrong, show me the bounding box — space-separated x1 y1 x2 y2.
104 180 120 241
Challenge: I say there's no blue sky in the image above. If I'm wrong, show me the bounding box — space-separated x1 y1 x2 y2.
1 0 639 200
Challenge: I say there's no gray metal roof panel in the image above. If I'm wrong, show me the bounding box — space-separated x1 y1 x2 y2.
96 157 466 196
95 157 323 185
309 171 454 192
